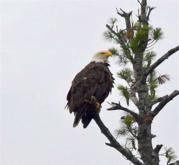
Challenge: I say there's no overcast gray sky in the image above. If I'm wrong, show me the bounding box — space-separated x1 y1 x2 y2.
1 0 179 165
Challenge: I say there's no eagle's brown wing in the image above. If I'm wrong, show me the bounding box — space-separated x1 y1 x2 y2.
66 62 113 128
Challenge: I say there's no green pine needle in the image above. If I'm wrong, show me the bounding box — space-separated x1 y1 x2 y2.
147 71 159 100
109 17 117 25
152 27 163 40
144 51 157 68
117 85 130 105
144 51 156 62
130 24 151 52
115 127 129 138
164 147 177 164
123 115 135 127
117 68 133 83
104 31 114 41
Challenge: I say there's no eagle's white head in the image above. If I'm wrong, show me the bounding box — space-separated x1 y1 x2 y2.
91 51 112 63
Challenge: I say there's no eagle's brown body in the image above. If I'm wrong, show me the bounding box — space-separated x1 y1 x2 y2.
66 61 114 128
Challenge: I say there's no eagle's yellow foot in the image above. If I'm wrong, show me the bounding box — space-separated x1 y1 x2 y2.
85 96 101 113
90 96 101 113
95 102 101 113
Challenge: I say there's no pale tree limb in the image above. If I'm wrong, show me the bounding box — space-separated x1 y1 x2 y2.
152 90 179 117
93 114 143 165
146 45 179 76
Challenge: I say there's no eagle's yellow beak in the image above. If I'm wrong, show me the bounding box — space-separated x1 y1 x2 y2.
104 51 112 57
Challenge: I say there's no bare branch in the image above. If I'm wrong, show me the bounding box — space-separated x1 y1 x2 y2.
147 6 155 20
151 95 168 106
154 144 163 154
105 142 118 147
116 8 132 29
154 144 163 161
137 0 142 6
146 45 179 76
152 90 179 117
93 114 143 165
108 102 139 121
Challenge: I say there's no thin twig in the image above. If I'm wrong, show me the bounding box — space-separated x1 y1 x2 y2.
137 0 142 5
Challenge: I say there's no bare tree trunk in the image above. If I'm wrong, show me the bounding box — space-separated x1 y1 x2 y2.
132 53 159 165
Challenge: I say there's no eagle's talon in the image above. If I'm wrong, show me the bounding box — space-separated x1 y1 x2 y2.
85 97 101 113
95 102 101 113
90 96 101 112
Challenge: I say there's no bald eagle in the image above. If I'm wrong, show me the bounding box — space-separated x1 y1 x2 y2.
66 51 114 128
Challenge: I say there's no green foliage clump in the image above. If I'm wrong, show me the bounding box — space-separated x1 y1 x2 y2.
117 68 133 84
130 24 151 53
104 31 114 41
123 115 135 127
115 114 138 151
162 147 177 164
152 27 163 41
143 51 156 68
117 85 130 105
148 71 158 100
